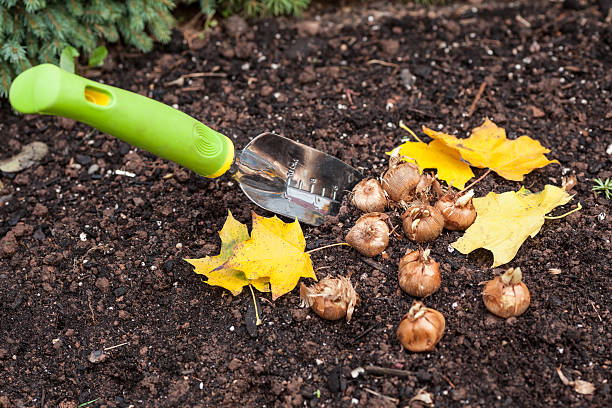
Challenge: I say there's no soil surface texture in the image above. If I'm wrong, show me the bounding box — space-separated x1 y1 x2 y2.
1 1 611 407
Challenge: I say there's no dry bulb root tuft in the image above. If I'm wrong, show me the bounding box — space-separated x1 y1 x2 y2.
300 275 360 321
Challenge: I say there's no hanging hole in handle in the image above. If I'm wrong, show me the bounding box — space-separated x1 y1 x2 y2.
84 86 112 106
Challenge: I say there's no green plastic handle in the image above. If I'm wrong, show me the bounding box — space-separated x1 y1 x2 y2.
9 64 234 178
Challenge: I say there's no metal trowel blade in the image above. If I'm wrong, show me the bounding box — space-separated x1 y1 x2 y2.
232 133 363 226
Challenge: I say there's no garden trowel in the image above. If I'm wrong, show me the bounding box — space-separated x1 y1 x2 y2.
9 64 362 226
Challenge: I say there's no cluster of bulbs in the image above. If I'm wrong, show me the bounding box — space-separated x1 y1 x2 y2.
300 159 531 352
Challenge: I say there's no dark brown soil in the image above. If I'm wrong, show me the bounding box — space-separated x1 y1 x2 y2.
1 1 611 407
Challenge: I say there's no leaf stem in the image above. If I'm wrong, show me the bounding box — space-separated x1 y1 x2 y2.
459 168 491 194
544 202 582 220
307 242 350 254
399 121 424 143
248 284 262 326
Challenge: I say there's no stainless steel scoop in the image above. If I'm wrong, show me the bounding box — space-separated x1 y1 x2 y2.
234 133 363 226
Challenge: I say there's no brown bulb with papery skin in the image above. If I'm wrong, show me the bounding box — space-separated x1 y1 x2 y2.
382 162 420 203
435 189 477 231
351 178 387 213
398 248 440 297
345 212 389 257
482 267 531 318
397 301 445 352
300 275 360 322
401 205 444 243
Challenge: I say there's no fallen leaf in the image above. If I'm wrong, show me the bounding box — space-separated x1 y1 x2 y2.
452 185 574 267
424 119 559 181
388 139 474 189
0 141 48 172
556 366 595 395
185 211 270 295
224 212 316 300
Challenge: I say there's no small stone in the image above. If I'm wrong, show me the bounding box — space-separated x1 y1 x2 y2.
75 155 92 165
118 310 131 319
88 349 107 364
87 164 99 175
95 277 110 293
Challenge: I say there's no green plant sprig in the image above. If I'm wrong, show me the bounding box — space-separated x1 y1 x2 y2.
592 178 612 199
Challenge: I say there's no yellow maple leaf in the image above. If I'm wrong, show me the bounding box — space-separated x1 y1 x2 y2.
224 211 316 300
424 118 559 181
185 211 270 295
389 139 475 189
452 185 574 267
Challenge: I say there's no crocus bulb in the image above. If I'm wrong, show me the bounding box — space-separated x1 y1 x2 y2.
300 275 360 321
398 248 441 297
401 205 444 243
382 162 420 203
397 301 445 352
351 178 387 212
482 267 531 318
435 189 477 231
346 212 390 257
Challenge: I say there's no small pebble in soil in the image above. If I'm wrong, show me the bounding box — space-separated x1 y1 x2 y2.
88 349 107 364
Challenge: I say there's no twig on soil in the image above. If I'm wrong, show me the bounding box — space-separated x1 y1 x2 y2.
441 374 456 389
86 291 96 324
345 89 360 108
165 71 227 87
365 365 412 378
307 242 349 254
467 81 487 118
359 257 386 271
366 59 400 74
103 341 130 352
364 388 399 403
355 325 376 341
590 301 602 322
459 169 491 194
40 389 45 408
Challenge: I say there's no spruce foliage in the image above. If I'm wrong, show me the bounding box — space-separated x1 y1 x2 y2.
0 0 311 97
0 0 175 97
